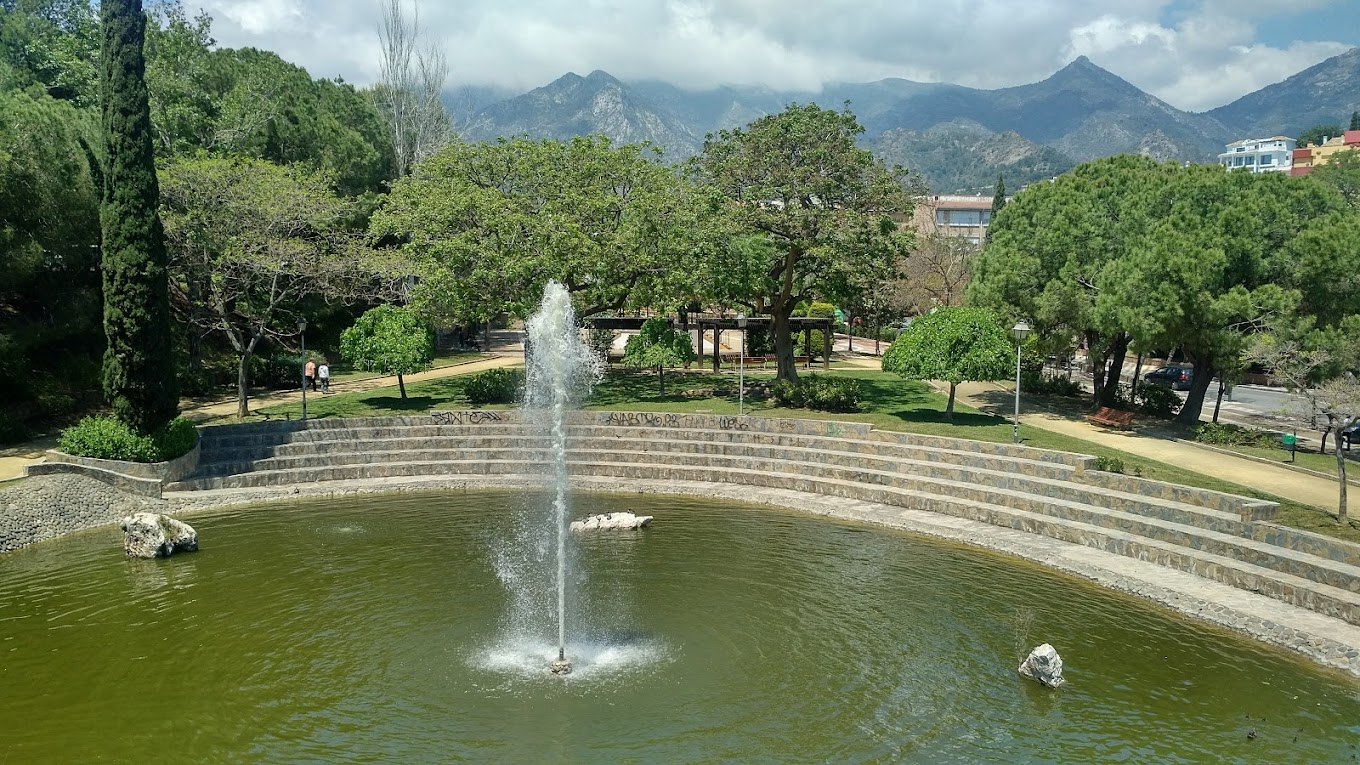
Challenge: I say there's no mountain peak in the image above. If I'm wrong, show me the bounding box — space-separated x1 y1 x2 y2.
585 69 621 85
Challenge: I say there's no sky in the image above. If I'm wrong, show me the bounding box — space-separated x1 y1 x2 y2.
183 0 1360 113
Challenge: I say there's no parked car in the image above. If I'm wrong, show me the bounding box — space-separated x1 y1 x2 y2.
1143 365 1194 391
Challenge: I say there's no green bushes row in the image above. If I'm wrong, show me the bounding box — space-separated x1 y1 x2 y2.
58 416 198 463
771 374 862 412
1192 422 1280 448
465 368 524 406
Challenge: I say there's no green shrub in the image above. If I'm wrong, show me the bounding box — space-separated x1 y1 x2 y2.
465 368 524 406
155 418 199 460
771 374 861 412
58 416 198 462
1094 455 1125 473
252 353 303 390
1136 384 1182 418
1021 372 1084 398
1192 422 1279 448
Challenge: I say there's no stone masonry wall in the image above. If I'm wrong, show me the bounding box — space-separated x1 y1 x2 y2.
0 474 162 553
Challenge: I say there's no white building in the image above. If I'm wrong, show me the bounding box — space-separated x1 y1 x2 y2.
1218 136 1295 173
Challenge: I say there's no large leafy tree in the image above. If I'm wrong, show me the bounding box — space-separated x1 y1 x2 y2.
1100 166 1344 426
100 0 177 434
690 103 916 382
970 155 1173 407
882 307 1013 420
0 89 102 430
339 304 434 399
160 156 400 417
0 0 100 105
371 135 703 324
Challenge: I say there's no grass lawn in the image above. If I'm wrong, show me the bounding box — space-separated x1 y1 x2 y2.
244 364 1358 542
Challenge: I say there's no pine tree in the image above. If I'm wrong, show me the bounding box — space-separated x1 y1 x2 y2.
1351 111 1359 132
99 0 178 434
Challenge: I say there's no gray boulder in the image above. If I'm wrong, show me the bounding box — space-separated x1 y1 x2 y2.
119 513 198 558
570 512 653 531
1019 643 1065 688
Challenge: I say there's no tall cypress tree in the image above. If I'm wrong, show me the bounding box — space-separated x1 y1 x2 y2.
99 0 177 434
1351 111 1359 132
986 174 1006 245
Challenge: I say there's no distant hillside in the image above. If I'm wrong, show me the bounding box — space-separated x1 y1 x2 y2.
1207 47 1360 139
462 70 702 157
870 122 1075 194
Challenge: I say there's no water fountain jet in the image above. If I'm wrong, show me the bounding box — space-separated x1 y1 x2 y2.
521 281 601 674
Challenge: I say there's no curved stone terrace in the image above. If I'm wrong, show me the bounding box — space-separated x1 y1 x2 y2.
21 408 1331 678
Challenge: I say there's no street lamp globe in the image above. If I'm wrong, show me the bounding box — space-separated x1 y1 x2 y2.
1011 320 1030 343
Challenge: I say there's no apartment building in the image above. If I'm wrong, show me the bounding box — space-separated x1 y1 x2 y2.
1217 136 1295 173
1291 131 1360 176
913 195 994 244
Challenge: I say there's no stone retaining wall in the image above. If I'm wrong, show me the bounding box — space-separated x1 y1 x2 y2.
0 473 162 553
30 439 201 499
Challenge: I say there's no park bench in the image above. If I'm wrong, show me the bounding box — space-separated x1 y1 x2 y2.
1087 407 1136 429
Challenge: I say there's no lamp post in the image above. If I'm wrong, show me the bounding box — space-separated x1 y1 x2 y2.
736 314 747 416
1011 320 1030 444
298 317 308 422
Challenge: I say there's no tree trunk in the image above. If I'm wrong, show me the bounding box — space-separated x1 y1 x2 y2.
657 365 665 396
236 352 251 419
1097 333 1129 407
1087 333 1106 409
398 373 407 399
1173 361 1217 428
945 382 957 421
1130 353 1144 400
1337 433 1349 525
772 310 798 383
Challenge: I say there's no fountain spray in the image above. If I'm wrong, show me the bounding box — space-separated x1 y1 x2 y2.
524 281 601 675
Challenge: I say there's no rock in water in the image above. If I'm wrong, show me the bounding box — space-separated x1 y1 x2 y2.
1018 643 1065 688
570 512 653 531
119 513 199 558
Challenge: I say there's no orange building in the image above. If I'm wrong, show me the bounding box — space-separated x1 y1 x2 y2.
1290 130 1360 176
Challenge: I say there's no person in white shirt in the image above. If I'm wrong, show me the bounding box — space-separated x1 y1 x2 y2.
318 362 330 393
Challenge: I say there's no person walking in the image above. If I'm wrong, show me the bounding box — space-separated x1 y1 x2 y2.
304 358 317 392
318 361 330 393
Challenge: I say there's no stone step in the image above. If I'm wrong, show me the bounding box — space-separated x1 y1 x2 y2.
197 420 1089 467
193 431 1078 481
167 452 1333 592
188 439 1240 535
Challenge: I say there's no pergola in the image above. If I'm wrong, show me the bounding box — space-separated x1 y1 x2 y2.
694 316 834 373
583 315 835 372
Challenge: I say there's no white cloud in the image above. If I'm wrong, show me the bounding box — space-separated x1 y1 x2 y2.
182 0 1358 111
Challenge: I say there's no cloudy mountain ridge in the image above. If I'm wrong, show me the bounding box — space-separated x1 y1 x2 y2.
459 49 1360 193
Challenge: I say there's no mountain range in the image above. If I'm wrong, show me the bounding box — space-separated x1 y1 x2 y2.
452 49 1360 194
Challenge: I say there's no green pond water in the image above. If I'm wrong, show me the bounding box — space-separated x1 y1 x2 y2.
2 491 1359 763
